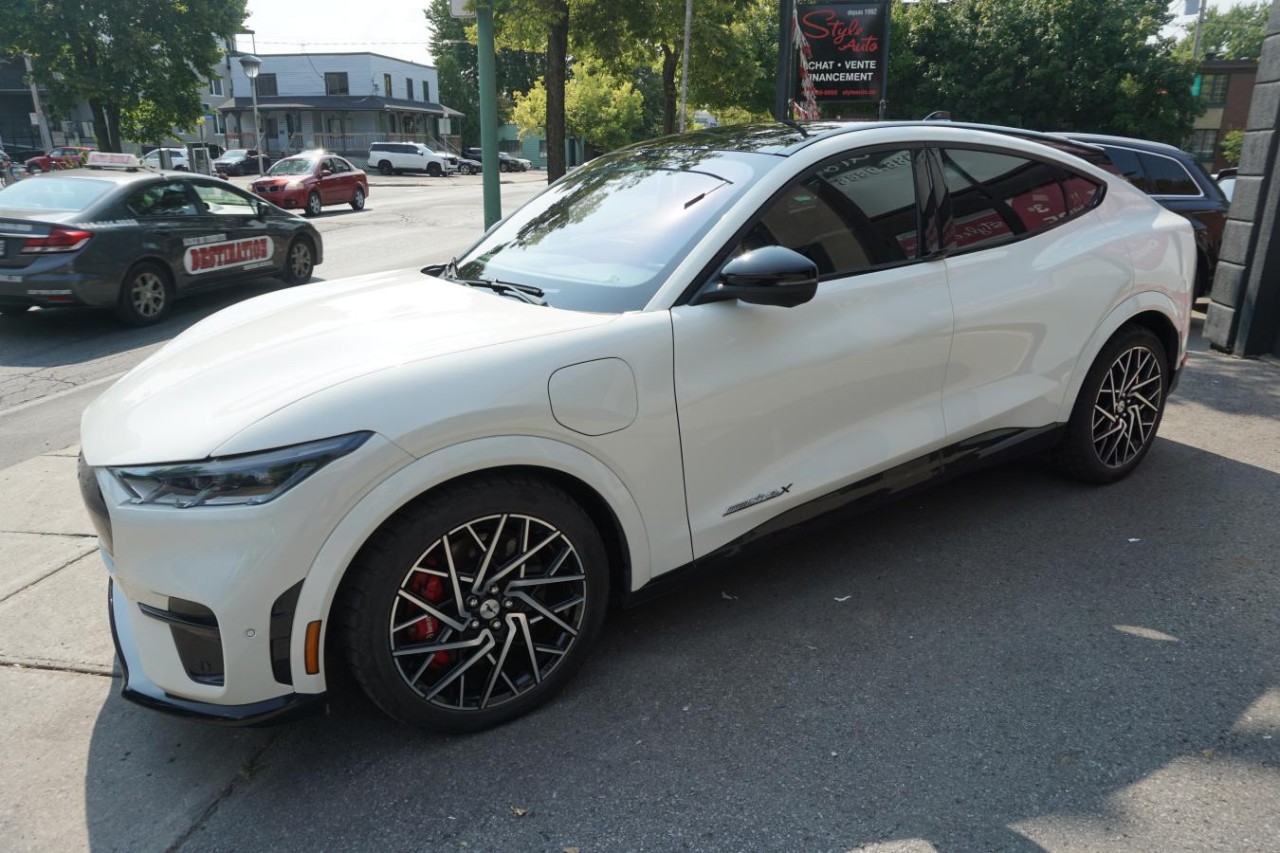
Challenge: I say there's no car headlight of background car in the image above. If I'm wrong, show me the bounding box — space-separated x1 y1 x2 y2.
108 432 371 508
285 179 306 190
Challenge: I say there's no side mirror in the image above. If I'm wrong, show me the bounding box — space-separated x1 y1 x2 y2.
692 245 819 308
321 167 332 176
254 200 270 220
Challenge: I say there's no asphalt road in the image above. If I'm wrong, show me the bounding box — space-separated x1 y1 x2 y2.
0 173 546 469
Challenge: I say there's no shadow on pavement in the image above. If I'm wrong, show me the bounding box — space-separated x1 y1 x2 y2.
0 275 324 371
82 434 1280 850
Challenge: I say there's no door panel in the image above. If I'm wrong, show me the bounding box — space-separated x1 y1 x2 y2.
936 147 1134 435
672 146 952 559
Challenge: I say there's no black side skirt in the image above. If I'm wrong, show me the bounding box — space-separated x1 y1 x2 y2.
623 423 1065 607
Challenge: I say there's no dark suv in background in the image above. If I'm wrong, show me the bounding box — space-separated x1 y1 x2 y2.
1064 133 1227 302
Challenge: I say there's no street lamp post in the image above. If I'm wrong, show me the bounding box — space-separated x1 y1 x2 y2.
238 53 265 176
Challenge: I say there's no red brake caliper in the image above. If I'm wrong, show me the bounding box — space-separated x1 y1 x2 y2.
405 568 453 669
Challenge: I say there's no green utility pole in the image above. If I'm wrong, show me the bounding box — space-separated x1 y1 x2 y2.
476 2 501 229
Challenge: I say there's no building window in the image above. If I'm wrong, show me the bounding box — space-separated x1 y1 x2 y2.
383 73 393 98
500 140 521 154
255 73 277 97
538 140 547 159
422 81 430 102
406 77 414 100
1189 129 1218 163
325 72 349 96
1200 74 1229 106
208 77 223 96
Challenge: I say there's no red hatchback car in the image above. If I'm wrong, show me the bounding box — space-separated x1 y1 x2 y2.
251 152 368 216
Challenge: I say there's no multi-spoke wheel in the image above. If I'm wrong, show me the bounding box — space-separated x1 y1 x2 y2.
115 261 173 326
1056 325 1169 483
339 475 609 732
281 237 314 285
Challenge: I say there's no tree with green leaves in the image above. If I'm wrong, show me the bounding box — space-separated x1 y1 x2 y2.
0 0 247 152
425 0 543 149
510 59 644 154
889 0 1200 145
1177 2 1270 61
1220 128 1244 166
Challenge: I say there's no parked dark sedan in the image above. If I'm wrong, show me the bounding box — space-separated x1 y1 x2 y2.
1064 133 1227 301
0 165 322 325
213 149 272 176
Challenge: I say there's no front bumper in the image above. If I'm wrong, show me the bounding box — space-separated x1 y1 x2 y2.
254 185 304 209
109 579 324 726
81 434 411 721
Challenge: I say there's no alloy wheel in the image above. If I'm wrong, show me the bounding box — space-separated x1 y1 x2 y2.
1091 345 1163 468
289 241 313 280
387 512 587 711
130 271 167 318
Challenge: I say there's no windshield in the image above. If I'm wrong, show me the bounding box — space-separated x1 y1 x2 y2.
221 150 248 160
0 177 114 212
452 148 766 312
269 158 318 176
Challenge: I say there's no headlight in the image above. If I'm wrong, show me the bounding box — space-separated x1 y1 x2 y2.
285 179 304 190
109 432 372 508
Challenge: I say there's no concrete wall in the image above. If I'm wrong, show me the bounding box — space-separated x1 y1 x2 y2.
1205 1 1280 357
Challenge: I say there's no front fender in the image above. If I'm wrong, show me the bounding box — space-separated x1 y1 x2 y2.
288 434 651 694
1055 290 1185 422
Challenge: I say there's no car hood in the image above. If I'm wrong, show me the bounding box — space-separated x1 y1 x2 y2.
251 176 299 186
81 270 615 466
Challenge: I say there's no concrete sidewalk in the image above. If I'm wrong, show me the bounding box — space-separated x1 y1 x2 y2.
1 322 1277 850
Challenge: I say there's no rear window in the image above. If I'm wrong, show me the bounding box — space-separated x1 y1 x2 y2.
0 177 114 212
1098 147 1146 191
1138 153 1199 196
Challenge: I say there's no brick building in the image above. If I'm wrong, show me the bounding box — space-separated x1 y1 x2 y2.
1188 58 1258 173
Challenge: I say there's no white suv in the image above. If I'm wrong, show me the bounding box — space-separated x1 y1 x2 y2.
81 122 1193 733
366 142 454 177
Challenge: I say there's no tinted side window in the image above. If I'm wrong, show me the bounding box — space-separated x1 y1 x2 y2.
939 149 1066 251
1138 153 1199 196
740 148 920 276
1062 172 1103 216
1100 147 1147 191
126 182 199 217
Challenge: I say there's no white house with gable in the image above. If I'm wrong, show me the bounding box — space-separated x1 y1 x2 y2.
214 52 463 161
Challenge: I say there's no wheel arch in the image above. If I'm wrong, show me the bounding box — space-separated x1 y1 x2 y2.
290 435 649 693
1057 292 1185 422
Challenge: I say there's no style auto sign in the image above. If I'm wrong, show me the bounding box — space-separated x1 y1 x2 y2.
795 2 891 103
183 236 274 275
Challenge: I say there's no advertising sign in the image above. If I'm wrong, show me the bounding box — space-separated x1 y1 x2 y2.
793 1 892 110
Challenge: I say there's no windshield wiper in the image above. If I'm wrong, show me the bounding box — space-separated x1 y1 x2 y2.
455 276 546 305
425 257 546 305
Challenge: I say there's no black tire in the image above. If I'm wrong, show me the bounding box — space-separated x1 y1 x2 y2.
378 160 393 176
1055 325 1169 484
459 163 473 175
350 186 365 211
115 261 173 326
427 162 442 177
305 191 322 217
338 474 610 733
499 161 509 173
281 236 315 285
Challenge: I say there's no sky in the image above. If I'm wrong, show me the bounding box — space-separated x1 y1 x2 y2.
240 0 438 66
237 0 1259 68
